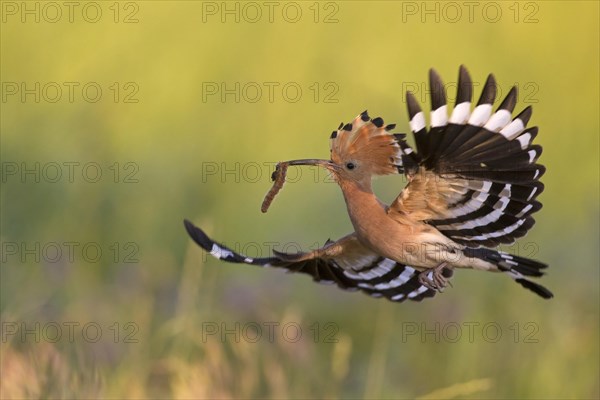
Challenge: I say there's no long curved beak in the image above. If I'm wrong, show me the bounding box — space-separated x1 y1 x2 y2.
285 159 339 171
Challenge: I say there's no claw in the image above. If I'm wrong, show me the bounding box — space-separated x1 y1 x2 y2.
418 263 452 292
418 271 437 290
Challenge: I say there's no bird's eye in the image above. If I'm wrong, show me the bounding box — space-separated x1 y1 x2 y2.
346 162 356 170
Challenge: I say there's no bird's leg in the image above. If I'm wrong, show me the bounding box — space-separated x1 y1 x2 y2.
418 262 451 292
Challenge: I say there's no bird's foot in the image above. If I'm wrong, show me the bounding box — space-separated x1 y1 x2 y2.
418 263 452 292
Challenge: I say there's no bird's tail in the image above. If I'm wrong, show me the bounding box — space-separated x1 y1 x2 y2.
463 248 553 299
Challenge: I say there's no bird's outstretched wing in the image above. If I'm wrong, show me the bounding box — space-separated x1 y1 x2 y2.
184 219 452 302
389 66 544 248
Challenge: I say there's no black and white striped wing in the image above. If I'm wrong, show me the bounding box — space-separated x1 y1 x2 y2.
392 66 544 248
184 220 452 303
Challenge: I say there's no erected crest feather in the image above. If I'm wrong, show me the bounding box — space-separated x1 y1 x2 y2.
329 112 411 176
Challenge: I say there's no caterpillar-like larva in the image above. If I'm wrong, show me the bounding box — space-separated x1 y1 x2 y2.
261 162 288 213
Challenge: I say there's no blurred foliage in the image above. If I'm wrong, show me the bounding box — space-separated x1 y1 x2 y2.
1 1 598 399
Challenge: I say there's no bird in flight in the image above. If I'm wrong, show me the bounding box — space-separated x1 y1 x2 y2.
185 66 552 302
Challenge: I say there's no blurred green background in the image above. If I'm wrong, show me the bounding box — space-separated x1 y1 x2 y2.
1 1 598 398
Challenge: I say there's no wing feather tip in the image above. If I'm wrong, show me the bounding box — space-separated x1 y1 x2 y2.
184 219 213 251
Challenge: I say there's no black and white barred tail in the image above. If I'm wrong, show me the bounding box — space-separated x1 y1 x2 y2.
463 247 553 298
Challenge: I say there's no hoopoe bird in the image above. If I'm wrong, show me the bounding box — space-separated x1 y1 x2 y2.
185 66 553 302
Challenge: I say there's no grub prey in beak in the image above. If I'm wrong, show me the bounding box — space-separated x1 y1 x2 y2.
261 159 338 213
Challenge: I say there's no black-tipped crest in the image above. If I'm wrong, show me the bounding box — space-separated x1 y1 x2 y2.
328 112 411 177
371 117 384 128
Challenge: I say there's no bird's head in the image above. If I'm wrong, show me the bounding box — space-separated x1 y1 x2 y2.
286 111 405 190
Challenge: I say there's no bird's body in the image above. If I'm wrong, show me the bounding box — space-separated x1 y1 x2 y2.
185 66 553 302
340 167 499 273
338 174 445 266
